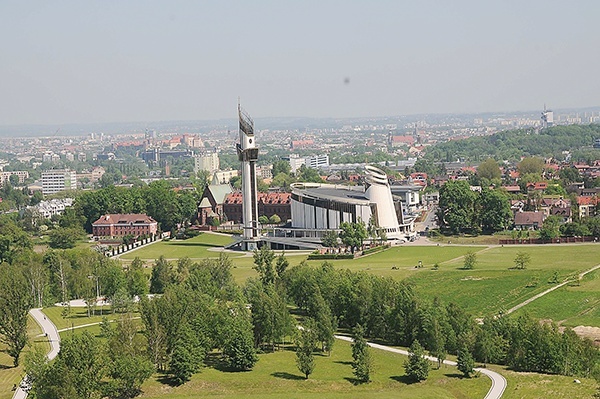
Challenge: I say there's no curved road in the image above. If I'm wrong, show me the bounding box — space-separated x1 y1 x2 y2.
12 309 60 399
335 335 507 399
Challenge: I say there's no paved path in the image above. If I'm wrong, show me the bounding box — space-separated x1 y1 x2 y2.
12 309 60 399
506 263 600 314
335 335 507 399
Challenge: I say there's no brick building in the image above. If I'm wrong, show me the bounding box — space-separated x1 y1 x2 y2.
92 214 158 238
223 192 291 224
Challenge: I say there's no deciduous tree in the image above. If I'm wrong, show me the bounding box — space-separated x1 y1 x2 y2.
0 264 32 366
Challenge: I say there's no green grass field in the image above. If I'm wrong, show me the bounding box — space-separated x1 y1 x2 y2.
119 233 238 261
513 268 600 327
139 339 490 399
403 245 600 317
0 316 50 399
41 305 140 333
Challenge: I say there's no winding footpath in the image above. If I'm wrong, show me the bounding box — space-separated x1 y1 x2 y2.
12 309 60 399
335 335 507 399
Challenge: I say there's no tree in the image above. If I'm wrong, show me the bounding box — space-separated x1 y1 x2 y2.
149 256 172 294
258 215 269 225
222 307 258 371
269 214 281 224
518 157 545 176
463 251 477 270
351 324 373 383
169 323 208 384
0 264 31 366
479 188 512 233
539 215 561 240
49 227 85 249
272 160 291 176
38 331 104 399
295 319 317 379
437 180 478 234
127 257 149 297
404 339 430 382
339 221 368 253
477 158 502 181
321 230 339 248
457 345 475 377
296 164 323 183
253 245 276 285
514 251 531 270
105 314 155 398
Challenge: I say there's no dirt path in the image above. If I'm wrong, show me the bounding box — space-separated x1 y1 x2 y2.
506 263 600 315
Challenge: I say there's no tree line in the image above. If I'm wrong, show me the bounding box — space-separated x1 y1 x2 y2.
63 180 198 233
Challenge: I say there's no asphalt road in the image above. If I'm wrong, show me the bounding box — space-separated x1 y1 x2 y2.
335 335 507 399
12 309 60 399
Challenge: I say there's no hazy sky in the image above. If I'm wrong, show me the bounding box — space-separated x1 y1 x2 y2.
1 1 599 125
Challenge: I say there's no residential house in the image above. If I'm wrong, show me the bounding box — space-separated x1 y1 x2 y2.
514 211 545 230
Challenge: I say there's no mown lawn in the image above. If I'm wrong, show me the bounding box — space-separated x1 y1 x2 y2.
119 233 238 261
0 315 49 399
405 245 600 317
42 306 138 332
513 268 600 327
139 339 490 399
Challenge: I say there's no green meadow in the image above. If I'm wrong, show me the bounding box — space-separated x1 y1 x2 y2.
119 233 238 261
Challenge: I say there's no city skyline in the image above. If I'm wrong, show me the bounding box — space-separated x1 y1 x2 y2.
1 1 599 125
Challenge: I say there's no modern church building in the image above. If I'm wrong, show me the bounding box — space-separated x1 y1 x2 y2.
290 165 415 241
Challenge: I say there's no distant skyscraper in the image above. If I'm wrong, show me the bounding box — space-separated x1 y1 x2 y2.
541 105 554 129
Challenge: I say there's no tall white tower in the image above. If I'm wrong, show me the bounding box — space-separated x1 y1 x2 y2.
237 103 259 246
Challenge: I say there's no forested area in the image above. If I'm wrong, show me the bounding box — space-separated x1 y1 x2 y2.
419 124 600 167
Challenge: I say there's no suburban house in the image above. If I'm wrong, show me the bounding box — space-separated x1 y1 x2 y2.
540 197 572 223
577 196 598 219
92 214 158 238
514 211 545 230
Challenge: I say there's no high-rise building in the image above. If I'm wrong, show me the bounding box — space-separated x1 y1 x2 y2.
194 152 220 175
541 105 554 129
305 154 329 169
41 169 77 195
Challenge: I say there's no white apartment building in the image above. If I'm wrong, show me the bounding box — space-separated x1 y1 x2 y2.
42 169 77 195
289 154 329 174
194 152 220 175
213 169 239 184
306 154 329 169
